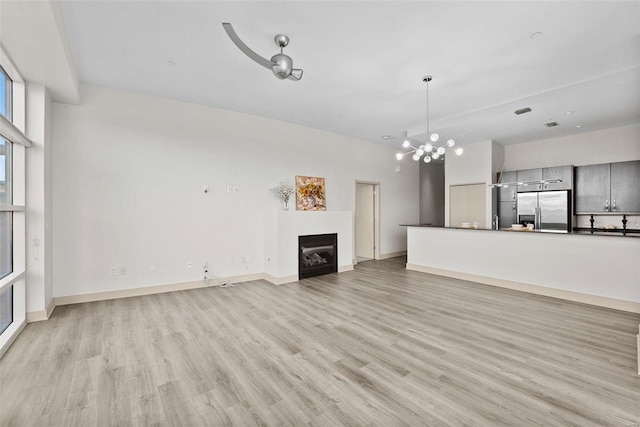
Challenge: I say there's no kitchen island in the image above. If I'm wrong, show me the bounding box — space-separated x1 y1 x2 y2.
405 225 640 313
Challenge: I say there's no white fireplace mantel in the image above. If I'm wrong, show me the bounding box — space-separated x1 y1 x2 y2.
264 210 354 284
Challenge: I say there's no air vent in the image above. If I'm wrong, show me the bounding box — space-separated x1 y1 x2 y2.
545 121 559 127
514 107 532 115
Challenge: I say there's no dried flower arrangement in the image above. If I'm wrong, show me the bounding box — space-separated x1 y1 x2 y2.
271 181 294 210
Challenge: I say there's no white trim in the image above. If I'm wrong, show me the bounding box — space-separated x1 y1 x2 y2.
379 250 407 260
0 319 26 359
26 298 56 323
264 274 298 285
53 273 264 306
0 204 25 212
406 263 640 314
0 112 33 147
0 270 25 293
637 325 639 375
265 265 354 285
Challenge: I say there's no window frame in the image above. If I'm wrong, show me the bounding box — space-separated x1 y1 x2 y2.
0 53 27 357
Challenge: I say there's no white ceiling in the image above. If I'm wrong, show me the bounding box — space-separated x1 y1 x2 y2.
55 1 640 148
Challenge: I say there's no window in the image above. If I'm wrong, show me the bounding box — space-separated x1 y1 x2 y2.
0 66 14 337
0 66 11 119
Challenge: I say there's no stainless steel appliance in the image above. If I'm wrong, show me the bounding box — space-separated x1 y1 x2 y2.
517 190 572 233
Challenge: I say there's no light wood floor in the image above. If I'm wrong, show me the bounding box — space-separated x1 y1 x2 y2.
1 257 639 426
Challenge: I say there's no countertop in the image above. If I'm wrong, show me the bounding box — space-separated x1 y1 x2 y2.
399 224 640 237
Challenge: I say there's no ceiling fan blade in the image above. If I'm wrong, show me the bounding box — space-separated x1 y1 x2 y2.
222 23 273 70
288 69 303 81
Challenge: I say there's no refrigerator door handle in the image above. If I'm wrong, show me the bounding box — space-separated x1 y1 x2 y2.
535 207 541 230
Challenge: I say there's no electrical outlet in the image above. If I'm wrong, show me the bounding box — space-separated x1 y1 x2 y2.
226 186 232 193
110 266 117 276
119 266 126 275
186 261 192 269
226 257 232 265
203 261 208 270
150 264 156 272
240 257 246 263
233 186 238 192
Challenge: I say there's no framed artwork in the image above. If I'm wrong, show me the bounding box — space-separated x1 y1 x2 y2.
295 176 326 211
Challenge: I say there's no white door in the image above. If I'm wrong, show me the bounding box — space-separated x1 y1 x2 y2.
355 183 375 261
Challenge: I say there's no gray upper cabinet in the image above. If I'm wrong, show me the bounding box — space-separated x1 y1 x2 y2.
575 161 640 213
497 171 517 201
516 168 543 192
610 160 640 212
575 163 611 213
542 165 573 191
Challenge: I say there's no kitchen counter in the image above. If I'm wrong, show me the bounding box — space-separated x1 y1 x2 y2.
405 225 640 313
400 224 640 237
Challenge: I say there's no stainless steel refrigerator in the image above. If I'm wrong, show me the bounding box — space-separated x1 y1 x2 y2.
516 191 572 233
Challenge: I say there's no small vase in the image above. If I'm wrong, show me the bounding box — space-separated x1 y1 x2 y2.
283 199 289 211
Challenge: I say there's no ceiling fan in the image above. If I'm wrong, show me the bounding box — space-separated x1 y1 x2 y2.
222 23 303 81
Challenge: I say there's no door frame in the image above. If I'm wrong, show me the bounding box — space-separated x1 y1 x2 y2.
354 180 380 264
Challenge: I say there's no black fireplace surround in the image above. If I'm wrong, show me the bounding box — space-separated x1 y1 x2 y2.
298 233 338 280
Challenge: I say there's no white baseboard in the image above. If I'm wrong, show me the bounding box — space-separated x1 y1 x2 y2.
26 299 56 323
47 265 355 309
379 250 407 260
264 274 298 285
54 273 264 306
265 264 354 285
339 264 354 273
406 263 640 314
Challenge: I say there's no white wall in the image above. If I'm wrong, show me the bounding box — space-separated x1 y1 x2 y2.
25 83 53 315
503 124 640 170
52 85 419 298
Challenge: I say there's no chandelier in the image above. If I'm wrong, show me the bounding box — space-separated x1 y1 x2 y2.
395 76 463 163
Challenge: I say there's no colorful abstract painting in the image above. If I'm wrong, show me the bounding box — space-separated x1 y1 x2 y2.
295 176 326 211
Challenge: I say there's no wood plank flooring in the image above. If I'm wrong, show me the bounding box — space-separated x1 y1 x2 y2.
1 257 639 426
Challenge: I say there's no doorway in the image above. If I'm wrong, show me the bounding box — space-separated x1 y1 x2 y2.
354 181 380 263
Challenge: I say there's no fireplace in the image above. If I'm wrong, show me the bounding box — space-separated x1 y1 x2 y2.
298 233 338 279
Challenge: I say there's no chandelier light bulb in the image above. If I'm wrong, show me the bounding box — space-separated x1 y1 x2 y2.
392 76 464 164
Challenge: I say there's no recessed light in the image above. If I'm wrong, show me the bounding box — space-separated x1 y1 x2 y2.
576 125 582 128
381 135 392 140
530 32 542 39
167 60 177 66
565 111 574 115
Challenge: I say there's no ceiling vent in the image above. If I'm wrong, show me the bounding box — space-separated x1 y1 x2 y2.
544 121 559 127
514 107 532 115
